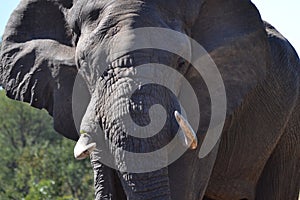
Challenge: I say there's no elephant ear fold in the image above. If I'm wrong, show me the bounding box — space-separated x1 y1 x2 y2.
0 0 83 141
190 0 269 115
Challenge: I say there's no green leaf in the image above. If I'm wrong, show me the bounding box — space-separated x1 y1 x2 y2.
0 91 94 199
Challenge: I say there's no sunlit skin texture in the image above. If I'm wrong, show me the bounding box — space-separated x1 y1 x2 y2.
0 0 299 199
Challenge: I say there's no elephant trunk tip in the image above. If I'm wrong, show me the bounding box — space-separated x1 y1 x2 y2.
74 132 96 160
174 111 198 150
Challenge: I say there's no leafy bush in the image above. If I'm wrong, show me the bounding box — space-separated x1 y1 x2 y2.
0 90 94 200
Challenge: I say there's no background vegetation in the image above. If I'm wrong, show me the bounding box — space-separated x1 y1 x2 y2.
0 90 94 200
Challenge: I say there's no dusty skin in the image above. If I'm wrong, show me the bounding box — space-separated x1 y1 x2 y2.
0 0 299 199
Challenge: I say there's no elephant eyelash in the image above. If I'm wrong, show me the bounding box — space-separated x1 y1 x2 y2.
71 21 81 46
176 58 190 75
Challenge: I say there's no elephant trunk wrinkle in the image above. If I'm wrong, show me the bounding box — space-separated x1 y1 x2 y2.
120 168 171 200
92 68 177 199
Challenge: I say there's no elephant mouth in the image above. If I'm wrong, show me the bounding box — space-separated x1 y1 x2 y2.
74 50 198 159
74 110 198 159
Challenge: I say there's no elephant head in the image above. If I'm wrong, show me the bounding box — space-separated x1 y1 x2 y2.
0 0 270 199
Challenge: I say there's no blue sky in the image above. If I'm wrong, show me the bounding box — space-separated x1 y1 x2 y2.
0 0 300 54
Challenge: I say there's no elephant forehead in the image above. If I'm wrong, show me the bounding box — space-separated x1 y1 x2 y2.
101 28 192 67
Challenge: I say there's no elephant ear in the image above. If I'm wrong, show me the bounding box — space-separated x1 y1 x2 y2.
190 0 269 116
0 0 84 141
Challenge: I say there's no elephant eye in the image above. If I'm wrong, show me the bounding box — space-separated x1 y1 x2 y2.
88 8 101 21
177 58 190 74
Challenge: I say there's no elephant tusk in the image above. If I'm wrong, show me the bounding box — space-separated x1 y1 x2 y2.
174 111 198 150
74 131 96 160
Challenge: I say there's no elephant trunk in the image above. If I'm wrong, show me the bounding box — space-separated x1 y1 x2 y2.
100 71 177 199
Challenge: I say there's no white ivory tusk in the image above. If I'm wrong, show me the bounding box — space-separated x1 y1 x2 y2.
174 111 198 150
74 131 96 160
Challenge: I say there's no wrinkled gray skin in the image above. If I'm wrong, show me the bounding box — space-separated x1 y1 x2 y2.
0 0 299 199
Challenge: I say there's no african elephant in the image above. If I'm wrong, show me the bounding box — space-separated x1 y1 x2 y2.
0 0 299 199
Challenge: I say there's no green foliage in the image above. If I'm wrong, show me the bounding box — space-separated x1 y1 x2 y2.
0 90 94 200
